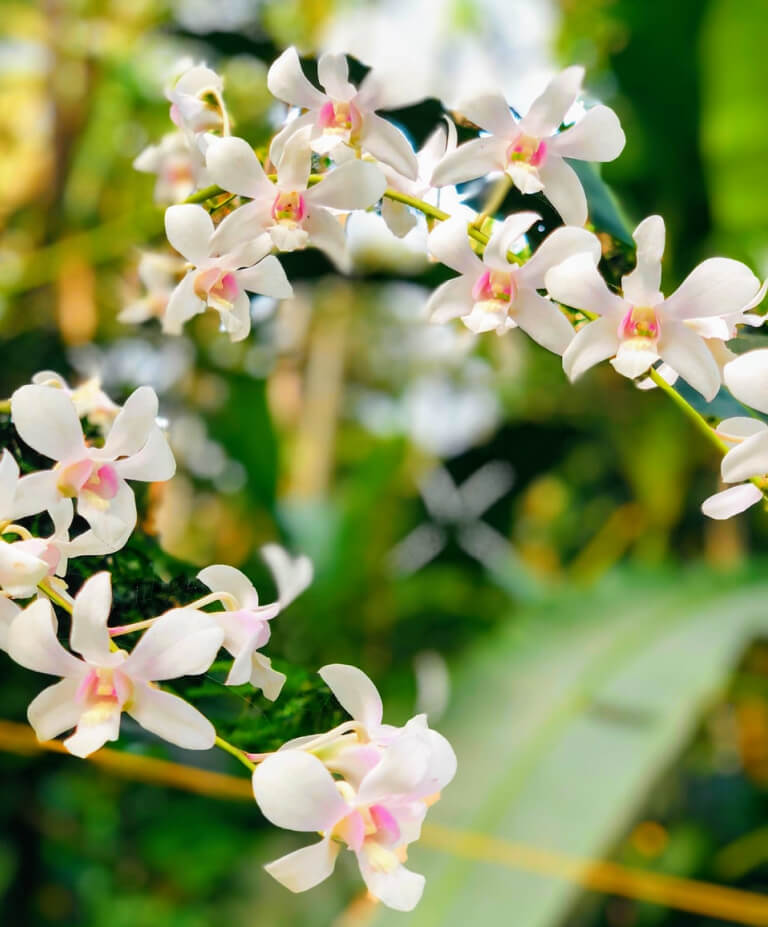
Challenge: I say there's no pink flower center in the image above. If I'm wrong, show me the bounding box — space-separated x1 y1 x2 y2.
620 306 660 342
271 191 306 226
77 667 132 710
472 270 517 304
506 134 547 168
57 460 118 500
194 267 239 311
317 100 363 139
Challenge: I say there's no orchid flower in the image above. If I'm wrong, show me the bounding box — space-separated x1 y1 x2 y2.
0 451 50 608
205 131 386 272
252 664 455 911
267 47 419 179
545 215 763 399
431 66 625 225
196 546 313 698
379 119 460 238
119 252 188 325
163 203 293 341
133 131 210 204
427 213 599 351
6 572 224 757
701 418 768 519
166 63 229 138
11 384 175 547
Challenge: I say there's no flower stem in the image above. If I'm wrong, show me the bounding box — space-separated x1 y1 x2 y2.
647 368 728 455
215 736 256 772
0 400 10 414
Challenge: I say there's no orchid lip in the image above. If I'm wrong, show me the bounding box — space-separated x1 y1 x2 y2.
506 134 547 168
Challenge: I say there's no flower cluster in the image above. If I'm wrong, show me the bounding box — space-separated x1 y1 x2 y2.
0 368 454 911
128 52 768 523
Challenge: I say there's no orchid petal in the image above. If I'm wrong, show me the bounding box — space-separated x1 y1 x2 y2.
27 677 83 740
456 93 516 137
360 113 418 180
101 387 158 460
431 136 507 186
164 204 213 265
64 705 122 757
0 597 20 652
483 212 540 270
537 155 588 226
268 47 326 110
11 385 85 462
71 571 113 663
261 544 313 607
198 564 259 609
304 208 351 273
658 320 721 400
562 315 621 381
7 598 84 678
547 105 625 162
317 52 355 101
722 431 768 483
427 276 477 324
520 66 585 137
319 663 383 729
545 252 627 319
163 272 204 335
128 683 216 750
252 751 349 832
428 217 484 276
11 472 60 521
664 258 761 320
249 652 286 701
702 483 763 519
357 857 425 912
206 136 270 197
520 226 602 289
264 837 341 893
236 257 293 299
306 161 386 210
77 479 137 548
723 349 768 415
114 426 175 483
514 288 575 355
622 216 665 306
121 609 223 682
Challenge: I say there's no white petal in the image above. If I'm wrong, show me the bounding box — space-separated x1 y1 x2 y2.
611 343 659 379
267 47 326 110
164 204 213 265
381 198 418 238
0 450 19 516
261 544 313 607
461 304 507 334
11 471 61 521
64 704 121 757
236 257 293 299
724 349 768 414
114 426 175 483
428 217 484 276
317 52 355 101
514 288 575 355
162 272 204 335
547 105 625 162
702 483 763 519
225 631 264 687
722 431 768 483
251 751 349 832
537 155 588 226
249 651 287 701
456 93 515 137
264 838 340 893
431 136 507 186
718 417 768 441
357 857 425 912
562 316 621 381
77 479 137 547
11 385 85 462
122 608 223 682
506 163 545 195
219 290 252 343
358 733 430 803
360 113 418 180
27 677 83 740
658 320 721 400
127 683 216 750
7 598 84 677
197 564 258 608
306 161 387 211
622 216 665 306
545 252 627 318
71 571 113 663
520 226 602 289
0 597 20 651
269 111 318 168
483 212 540 270
520 66 585 137
318 663 383 729
664 258 761 320
206 136 270 197
427 276 477 324
210 203 272 257
276 126 313 191
101 387 158 460
304 208 350 273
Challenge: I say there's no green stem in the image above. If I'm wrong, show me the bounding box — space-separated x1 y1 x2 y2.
215 736 256 772
648 368 728 455
0 400 10 414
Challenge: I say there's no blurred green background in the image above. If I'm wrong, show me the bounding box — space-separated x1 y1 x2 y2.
2 0 768 924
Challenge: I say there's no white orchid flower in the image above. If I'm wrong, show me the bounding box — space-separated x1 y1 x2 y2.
133 131 210 204
166 63 229 138
163 203 293 341
427 213 599 351
380 119 460 238
11 384 175 548
205 131 386 272
701 418 768 519
431 66 625 225
196 545 313 698
545 215 763 399
267 47 419 179
119 252 187 325
252 665 456 911
6 572 224 757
